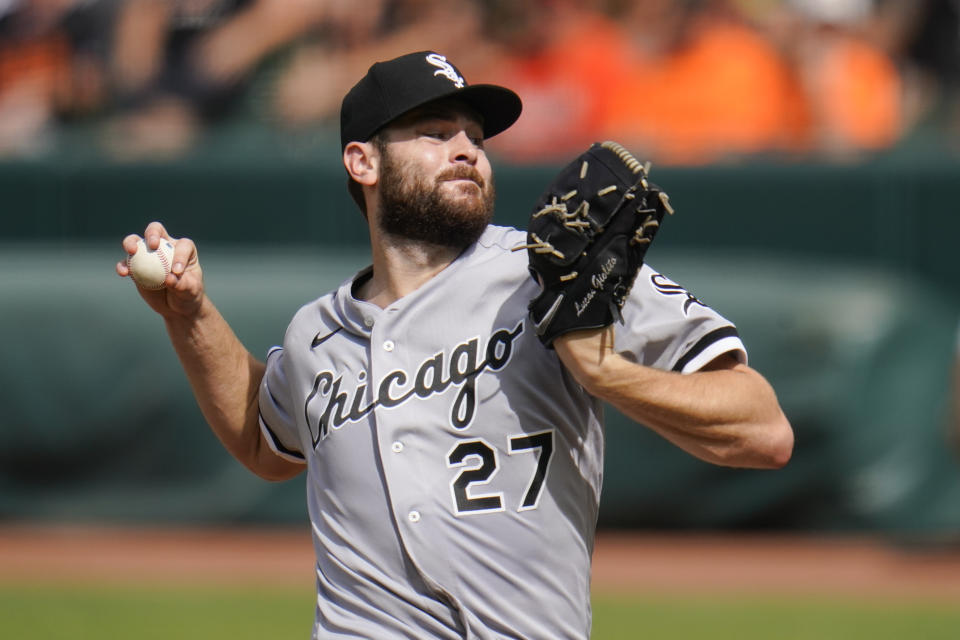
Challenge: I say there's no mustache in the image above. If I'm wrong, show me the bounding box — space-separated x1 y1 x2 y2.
436 166 485 189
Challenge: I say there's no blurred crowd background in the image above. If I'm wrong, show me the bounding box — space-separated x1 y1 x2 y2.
2 0 960 538
1 0 958 165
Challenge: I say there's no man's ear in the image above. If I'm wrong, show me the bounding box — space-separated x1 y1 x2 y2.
344 141 379 187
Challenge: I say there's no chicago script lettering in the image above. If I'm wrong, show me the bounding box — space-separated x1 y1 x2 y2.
305 321 524 447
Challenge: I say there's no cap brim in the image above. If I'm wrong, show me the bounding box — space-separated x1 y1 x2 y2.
454 84 523 139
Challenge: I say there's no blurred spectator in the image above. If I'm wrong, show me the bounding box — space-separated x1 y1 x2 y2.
750 0 905 159
882 0 960 146
270 0 483 129
601 0 805 165
464 0 634 163
0 0 112 156
102 0 328 159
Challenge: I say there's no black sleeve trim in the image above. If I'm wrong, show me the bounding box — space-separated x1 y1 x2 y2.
671 326 740 372
259 413 306 461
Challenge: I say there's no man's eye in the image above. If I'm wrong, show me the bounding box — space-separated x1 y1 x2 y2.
424 131 446 140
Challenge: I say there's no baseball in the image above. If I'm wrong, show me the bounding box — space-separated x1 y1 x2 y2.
127 238 175 289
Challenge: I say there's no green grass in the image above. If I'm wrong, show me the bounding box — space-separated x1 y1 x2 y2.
591 592 960 640
2 583 959 639
0 583 313 640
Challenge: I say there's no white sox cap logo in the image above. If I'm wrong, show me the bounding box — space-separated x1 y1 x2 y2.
426 53 464 88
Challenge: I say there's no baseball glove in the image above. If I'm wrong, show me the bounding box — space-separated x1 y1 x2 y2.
517 141 674 347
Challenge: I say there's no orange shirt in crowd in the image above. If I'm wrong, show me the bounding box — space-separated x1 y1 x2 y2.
475 11 634 163
0 35 70 97
804 34 902 151
602 20 806 165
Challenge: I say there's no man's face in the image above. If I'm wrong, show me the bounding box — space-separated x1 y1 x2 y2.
375 104 495 249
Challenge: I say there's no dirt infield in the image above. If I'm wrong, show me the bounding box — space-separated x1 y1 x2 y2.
2 525 959 603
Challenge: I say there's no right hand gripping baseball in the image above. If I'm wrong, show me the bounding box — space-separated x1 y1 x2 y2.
117 221 205 318
520 141 674 347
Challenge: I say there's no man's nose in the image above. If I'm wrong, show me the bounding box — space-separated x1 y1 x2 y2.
449 131 479 164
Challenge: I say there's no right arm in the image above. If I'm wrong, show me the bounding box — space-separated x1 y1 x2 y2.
117 222 304 481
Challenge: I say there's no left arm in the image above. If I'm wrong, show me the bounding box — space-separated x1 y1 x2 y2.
555 327 793 469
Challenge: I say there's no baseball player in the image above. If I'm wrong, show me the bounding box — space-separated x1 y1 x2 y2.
117 51 793 639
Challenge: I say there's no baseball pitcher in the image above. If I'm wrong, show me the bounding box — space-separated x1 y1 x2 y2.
118 51 793 639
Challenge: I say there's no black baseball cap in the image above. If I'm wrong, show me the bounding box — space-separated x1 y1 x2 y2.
340 51 522 150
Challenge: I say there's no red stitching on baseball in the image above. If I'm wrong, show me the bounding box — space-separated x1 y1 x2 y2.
151 243 172 289
157 244 171 276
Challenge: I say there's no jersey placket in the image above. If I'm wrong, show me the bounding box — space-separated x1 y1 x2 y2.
366 303 461 599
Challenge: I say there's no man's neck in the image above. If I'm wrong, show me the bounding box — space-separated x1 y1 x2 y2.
358 232 465 308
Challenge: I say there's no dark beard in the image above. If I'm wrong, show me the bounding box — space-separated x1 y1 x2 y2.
377 150 495 250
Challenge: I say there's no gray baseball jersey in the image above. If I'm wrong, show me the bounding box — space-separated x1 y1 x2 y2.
259 224 745 639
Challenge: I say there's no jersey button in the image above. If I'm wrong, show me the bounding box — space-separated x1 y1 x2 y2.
391 441 404 453
383 340 395 352
363 316 374 327
408 510 421 523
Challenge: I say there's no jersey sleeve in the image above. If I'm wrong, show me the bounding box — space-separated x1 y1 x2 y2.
258 346 307 464
615 265 747 373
